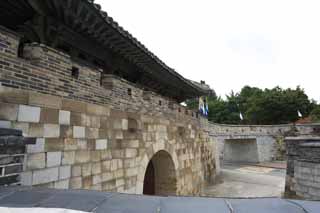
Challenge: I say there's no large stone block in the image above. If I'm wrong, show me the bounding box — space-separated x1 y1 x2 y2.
0 102 18 121
0 87 29 104
18 105 41 123
96 139 108 150
75 150 91 163
86 127 99 139
46 152 62 168
45 138 64 152
27 138 45 153
86 103 110 116
92 162 102 175
27 153 45 170
60 125 73 138
102 160 111 172
62 151 75 165
125 167 138 177
71 165 82 177
20 171 32 186
90 151 101 162
64 138 77 151
101 172 113 182
29 93 62 109
70 177 82 189
83 176 93 189
59 110 70 125
82 163 92 177
28 123 44 137
122 119 128 130
43 124 60 138
73 126 85 138
32 167 59 185
77 139 87 150
92 174 102 185
62 99 86 113
70 112 82 126
125 149 138 158
54 179 70 189
11 122 29 135
40 108 59 124
59 165 71 180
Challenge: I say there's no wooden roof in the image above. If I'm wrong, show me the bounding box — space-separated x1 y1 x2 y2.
0 0 211 101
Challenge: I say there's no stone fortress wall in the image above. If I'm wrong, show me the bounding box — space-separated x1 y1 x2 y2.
0 27 217 196
209 122 319 167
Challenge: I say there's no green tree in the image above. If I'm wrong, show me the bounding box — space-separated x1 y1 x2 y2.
187 85 315 125
310 105 320 122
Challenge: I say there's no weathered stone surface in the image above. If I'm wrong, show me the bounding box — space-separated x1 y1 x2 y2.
125 149 138 158
43 124 60 138
18 105 40 123
62 99 86 113
27 138 45 153
64 138 77 151
54 179 69 189
73 126 85 138
82 163 92 177
77 139 87 150
20 171 33 186
72 165 82 177
32 167 59 185
96 139 108 150
59 165 71 180
46 152 62 167
27 153 45 170
59 110 71 125
86 103 109 116
62 151 75 165
28 123 44 137
75 150 91 163
70 177 82 189
0 102 18 121
92 162 102 175
40 108 59 124
45 138 64 152
86 128 99 139
60 125 73 138
29 93 62 109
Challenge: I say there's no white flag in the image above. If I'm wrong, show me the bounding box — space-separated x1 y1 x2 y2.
239 112 244 120
297 110 302 118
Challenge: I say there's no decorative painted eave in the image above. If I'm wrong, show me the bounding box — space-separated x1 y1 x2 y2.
0 0 210 101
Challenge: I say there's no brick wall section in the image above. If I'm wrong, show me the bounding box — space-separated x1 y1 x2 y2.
285 137 320 200
0 26 198 118
0 26 216 195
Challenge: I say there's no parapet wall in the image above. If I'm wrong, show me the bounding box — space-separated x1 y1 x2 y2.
209 123 320 166
285 137 320 200
0 26 216 195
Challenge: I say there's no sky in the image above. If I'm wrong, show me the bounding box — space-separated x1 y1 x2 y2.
96 0 320 102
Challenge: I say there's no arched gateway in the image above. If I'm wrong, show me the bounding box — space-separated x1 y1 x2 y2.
143 151 177 196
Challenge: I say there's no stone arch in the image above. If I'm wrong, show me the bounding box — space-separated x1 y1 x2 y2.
136 143 179 195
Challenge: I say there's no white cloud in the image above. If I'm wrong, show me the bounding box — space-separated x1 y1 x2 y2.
96 0 320 101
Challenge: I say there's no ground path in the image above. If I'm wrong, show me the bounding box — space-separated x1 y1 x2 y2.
202 163 286 198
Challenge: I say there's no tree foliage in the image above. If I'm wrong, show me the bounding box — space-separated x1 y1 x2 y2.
310 106 320 122
186 86 317 125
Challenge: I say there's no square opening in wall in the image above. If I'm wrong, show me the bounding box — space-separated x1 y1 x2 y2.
127 88 132 96
71 67 79 79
